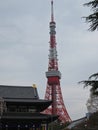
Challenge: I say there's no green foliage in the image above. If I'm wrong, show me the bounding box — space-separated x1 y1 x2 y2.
79 73 98 96
89 73 98 79
84 0 98 8
84 0 98 31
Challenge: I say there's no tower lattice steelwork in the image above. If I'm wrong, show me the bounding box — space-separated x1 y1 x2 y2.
44 0 71 123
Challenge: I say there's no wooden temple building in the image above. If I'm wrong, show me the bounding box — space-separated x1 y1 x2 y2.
0 84 58 130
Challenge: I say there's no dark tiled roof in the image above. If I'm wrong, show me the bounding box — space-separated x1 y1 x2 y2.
1 112 58 123
3 98 52 112
3 98 51 103
0 85 39 99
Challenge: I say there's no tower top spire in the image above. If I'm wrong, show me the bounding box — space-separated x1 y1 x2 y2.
44 0 71 123
51 0 54 22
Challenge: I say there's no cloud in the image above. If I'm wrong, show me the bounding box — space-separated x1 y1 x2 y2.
0 0 97 120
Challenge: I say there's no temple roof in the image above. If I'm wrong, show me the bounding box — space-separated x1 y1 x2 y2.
3 98 52 112
0 85 39 99
1 112 58 123
0 85 52 111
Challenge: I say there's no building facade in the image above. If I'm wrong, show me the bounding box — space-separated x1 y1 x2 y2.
0 85 58 130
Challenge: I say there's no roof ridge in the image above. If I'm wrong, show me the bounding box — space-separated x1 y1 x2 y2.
0 85 32 88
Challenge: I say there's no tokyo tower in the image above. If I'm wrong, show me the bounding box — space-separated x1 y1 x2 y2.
44 0 71 123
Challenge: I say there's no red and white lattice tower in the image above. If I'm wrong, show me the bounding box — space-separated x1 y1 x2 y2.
44 0 71 123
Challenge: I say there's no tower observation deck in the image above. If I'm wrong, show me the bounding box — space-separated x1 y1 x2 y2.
44 0 71 123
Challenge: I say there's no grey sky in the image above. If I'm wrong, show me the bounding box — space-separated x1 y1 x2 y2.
0 0 98 120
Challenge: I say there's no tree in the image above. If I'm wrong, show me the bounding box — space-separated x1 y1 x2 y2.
84 0 98 31
80 73 98 113
80 73 98 95
83 0 98 113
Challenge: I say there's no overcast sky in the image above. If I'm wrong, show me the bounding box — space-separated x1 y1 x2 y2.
0 0 98 120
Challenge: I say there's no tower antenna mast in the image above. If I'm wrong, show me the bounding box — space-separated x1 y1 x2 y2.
51 0 54 22
44 0 71 123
